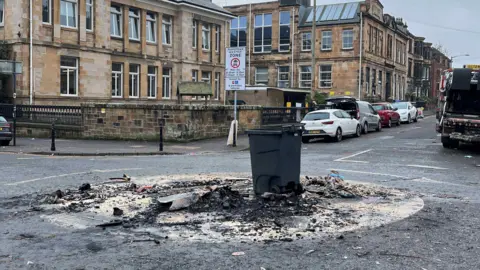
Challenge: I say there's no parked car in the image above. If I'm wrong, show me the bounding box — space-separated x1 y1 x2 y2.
372 103 401 128
0 116 12 146
392 101 417 123
301 109 361 143
325 96 382 134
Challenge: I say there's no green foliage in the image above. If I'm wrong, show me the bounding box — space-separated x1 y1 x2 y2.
306 91 327 105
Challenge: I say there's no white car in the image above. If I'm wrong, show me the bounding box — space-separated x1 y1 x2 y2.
301 109 361 143
392 102 417 123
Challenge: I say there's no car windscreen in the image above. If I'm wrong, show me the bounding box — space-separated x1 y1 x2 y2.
372 105 384 111
0 117 7 123
392 103 407 109
303 112 330 121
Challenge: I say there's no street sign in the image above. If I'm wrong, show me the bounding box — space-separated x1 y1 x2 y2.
225 47 246 91
0 60 23 74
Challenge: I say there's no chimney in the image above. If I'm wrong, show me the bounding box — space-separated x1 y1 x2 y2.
395 17 404 25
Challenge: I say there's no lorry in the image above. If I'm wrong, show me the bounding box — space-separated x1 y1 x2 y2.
438 68 480 148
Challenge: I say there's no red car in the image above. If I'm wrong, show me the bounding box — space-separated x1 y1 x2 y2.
372 103 401 128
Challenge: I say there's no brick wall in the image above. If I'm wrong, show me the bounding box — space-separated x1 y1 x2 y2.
81 104 262 141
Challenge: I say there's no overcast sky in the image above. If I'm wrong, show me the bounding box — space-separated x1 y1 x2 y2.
214 0 480 68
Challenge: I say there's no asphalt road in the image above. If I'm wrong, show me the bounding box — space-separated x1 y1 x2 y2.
1 115 479 269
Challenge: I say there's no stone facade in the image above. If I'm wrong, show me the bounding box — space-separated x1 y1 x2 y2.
0 0 233 105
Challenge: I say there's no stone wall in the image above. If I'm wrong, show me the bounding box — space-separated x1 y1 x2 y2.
81 104 262 141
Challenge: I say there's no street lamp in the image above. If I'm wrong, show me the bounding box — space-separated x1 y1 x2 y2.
450 54 469 68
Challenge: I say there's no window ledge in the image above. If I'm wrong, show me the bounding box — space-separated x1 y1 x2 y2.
342 47 354 51
60 94 79 98
321 49 332 52
86 30 94 33
111 35 123 40
129 97 140 99
112 96 123 99
42 23 53 28
148 97 157 100
163 43 172 47
61 26 78 32
129 39 141 43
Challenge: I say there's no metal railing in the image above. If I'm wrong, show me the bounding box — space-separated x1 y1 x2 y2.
261 107 315 125
0 104 83 126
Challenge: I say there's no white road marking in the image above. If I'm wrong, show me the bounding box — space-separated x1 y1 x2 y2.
335 160 369 164
327 169 405 179
5 168 143 186
334 149 372 162
17 157 38 160
406 164 448 170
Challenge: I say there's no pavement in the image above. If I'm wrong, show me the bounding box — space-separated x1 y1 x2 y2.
1 114 480 269
0 136 250 156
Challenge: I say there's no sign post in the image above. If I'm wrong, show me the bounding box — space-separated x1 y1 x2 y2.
225 47 246 147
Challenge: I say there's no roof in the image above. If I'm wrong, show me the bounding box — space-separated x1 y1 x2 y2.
298 2 361 27
166 0 234 17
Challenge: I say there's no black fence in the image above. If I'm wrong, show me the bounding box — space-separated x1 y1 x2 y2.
0 104 83 126
261 107 315 125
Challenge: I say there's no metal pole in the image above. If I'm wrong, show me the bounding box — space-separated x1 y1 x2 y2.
29 0 33 105
248 4 252 85
233 90 237 147
12 72 17 146
358 11 363 100
311 0 316 92
291 6 295 88
159 123 164 152
51 122 56 152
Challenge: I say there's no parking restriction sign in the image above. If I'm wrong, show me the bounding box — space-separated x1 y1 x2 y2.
225 47 246 91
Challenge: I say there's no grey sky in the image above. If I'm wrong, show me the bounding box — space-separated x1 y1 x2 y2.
215 0 480 68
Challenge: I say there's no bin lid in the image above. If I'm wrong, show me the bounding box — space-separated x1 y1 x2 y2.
246 129 283 135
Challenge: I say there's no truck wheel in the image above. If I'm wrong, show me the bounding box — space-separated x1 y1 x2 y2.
442 138 459 149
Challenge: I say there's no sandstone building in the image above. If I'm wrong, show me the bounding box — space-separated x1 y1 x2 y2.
0 0 233 105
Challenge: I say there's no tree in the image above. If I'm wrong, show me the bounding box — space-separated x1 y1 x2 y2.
433 42 449 56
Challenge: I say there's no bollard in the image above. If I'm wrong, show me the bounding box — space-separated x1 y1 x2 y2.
51 122 56 152
159 124 164 152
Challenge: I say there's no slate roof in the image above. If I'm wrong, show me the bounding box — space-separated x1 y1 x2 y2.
167 0 234 17
298 2 361 27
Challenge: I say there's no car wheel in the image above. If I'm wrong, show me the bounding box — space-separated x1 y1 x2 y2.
334 128 342 142
396 119 401 126
362 122 368 134
376 121 382 132
354 125 361 137
413 113 418 123
387 119 392 128
408 115 411 124
302 137 310 144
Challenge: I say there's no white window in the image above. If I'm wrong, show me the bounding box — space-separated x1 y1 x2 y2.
148 66 157 98
342 29 354 49
162 68 171 98
202 24 211 50
215 25 220 52
42 0 51 24
299 66 311 88
129 64 139 98
254 13 272 53
111 63 123 98
192 20 197 48
192 70 198 82
278 66 289 88
202 71 211 84
214 72 220 100
129 9 140 40
86 0 93 31
255 67 268 85
162 16 172 45
110 5 122 37
279 11 290 52
60 56 78 96
302 32 311 51
146 12 156 43
60 0 77 28
321 30 332 50
319 65 332 88
230 16 247 47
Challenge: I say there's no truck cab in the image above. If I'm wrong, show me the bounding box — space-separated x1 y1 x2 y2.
439 68 480 148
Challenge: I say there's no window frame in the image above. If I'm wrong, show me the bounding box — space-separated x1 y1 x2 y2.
111 63 123 98
214 72 220 100
162 15 172 45
202 24 211 51
321 30 332 51
192 20 197 48
146 12 157 43
299 66 312 89
254 13 272 53
60 56 79 97
342 29 354 50
192 70 198 82
129 64 140 99
301 32 312 51
277 66 290 88
215 25 220 52
42 0 52 24
319 64 332 88
110 5 123 38
255 67 269 85
162 68 172 99
147 66 157 99
60 0 78 29
86 0 93 31
278 10 290 52
230 16 247 47
128 8 140 41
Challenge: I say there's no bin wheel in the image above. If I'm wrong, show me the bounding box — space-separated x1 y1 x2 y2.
271 185 282 194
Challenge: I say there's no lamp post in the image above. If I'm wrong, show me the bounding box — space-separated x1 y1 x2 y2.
450 54 469 68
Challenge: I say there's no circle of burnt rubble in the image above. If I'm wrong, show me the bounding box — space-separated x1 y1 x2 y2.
35 173 421 242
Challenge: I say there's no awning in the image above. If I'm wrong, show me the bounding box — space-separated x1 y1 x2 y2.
267 87 311 94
